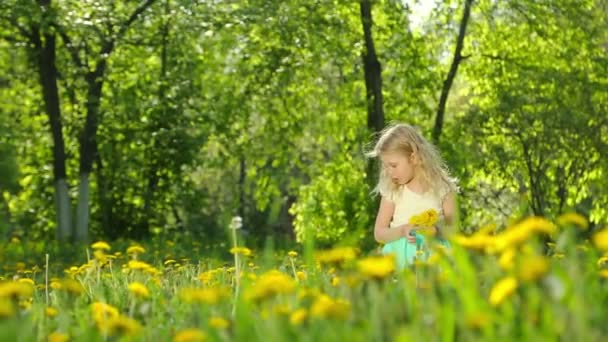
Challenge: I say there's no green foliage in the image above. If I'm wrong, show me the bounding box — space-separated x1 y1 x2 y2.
291 155 373 247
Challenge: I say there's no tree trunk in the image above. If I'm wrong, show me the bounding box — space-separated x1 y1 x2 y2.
432 0 473 143
34 0 72 241
359 0 385 189
75 63 107 242
71 0 157 241
359 0 385 134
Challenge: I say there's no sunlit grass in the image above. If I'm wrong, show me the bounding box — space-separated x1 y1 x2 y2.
0 213 607 341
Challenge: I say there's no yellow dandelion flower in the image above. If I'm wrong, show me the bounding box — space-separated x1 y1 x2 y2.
128 282 150 298
331 276 340 287
18 278 35 286
518 256 549 282
209 316 230 329
557 212 588 230
19 299 32 310
127 260 153 271
315 247 358 265
48 332 70 342
179 287 229 305
296 271 307 281
91 241 111 251
409 209 439 227
45 306 59 318
61 279 85 295
164 259 176 266
97 315 141 336
290 308 307 326
229 247 252 256
198 270 215 283
517 216 556 234
246 270 296 302
498 248 516 270
310 295 351 320
0 281 34 298
599 270 608 278
452 233 493 251
173 328 206 342
288 251 298 258
592 228 608 251
489 276 518 306
0 298 15 318
91 302 119 323
126 245 146 255
357 255 395 279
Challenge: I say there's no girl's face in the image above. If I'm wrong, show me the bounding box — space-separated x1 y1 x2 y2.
380 151 417 185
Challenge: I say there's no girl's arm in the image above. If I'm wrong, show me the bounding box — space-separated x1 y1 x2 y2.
374 196 412 243
440 191 458 238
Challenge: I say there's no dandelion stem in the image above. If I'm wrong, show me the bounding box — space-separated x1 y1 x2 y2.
45 253 49 305
289 258 298 281
232 227 240 317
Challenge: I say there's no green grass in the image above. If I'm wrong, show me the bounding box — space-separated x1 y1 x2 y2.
0 216 607 342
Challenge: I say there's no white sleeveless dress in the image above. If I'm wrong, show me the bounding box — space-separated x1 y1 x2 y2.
381 185 448 270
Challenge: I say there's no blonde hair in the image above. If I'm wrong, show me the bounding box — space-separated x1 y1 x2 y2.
366 123 459 198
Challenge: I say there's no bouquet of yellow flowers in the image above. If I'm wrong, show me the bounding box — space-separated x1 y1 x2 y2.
409 209 439 237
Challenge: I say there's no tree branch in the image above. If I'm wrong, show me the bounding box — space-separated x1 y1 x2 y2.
432 0 473 143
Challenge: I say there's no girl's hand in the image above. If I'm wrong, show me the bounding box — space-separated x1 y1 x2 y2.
398 224 417 243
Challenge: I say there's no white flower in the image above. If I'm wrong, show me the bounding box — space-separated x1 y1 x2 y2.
230 216 243 230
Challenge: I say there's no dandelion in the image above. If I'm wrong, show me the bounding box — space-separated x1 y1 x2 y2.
230 216 243 230
97 315 141 337
315 247 358 265
209 316 230 329
288 251 298 258
0 299 14 318
126 245 146 255
489 276 518 306
229 247 252 256
599 270 608 278
290 308 308 326
45 306 59 318
557 212 588 230
246 270 296 302
0 281 34 299
198 270 216 283
310 294 351 320
409 209 439 227
93 250 108 263
518 256 549 282
452 233 494 252
18 278 34 286
91 241 111 251
296 271 307 281
331 276 340 287
357 255 395 280
592 228 608 251
128 282 150 298
91 302 119 324
173 328 207 342
498 248 516 270
48 332 70 342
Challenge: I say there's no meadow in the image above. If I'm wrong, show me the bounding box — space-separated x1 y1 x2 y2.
1 213 607 342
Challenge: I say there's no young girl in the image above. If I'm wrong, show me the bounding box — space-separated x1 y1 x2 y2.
367 123 459 270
